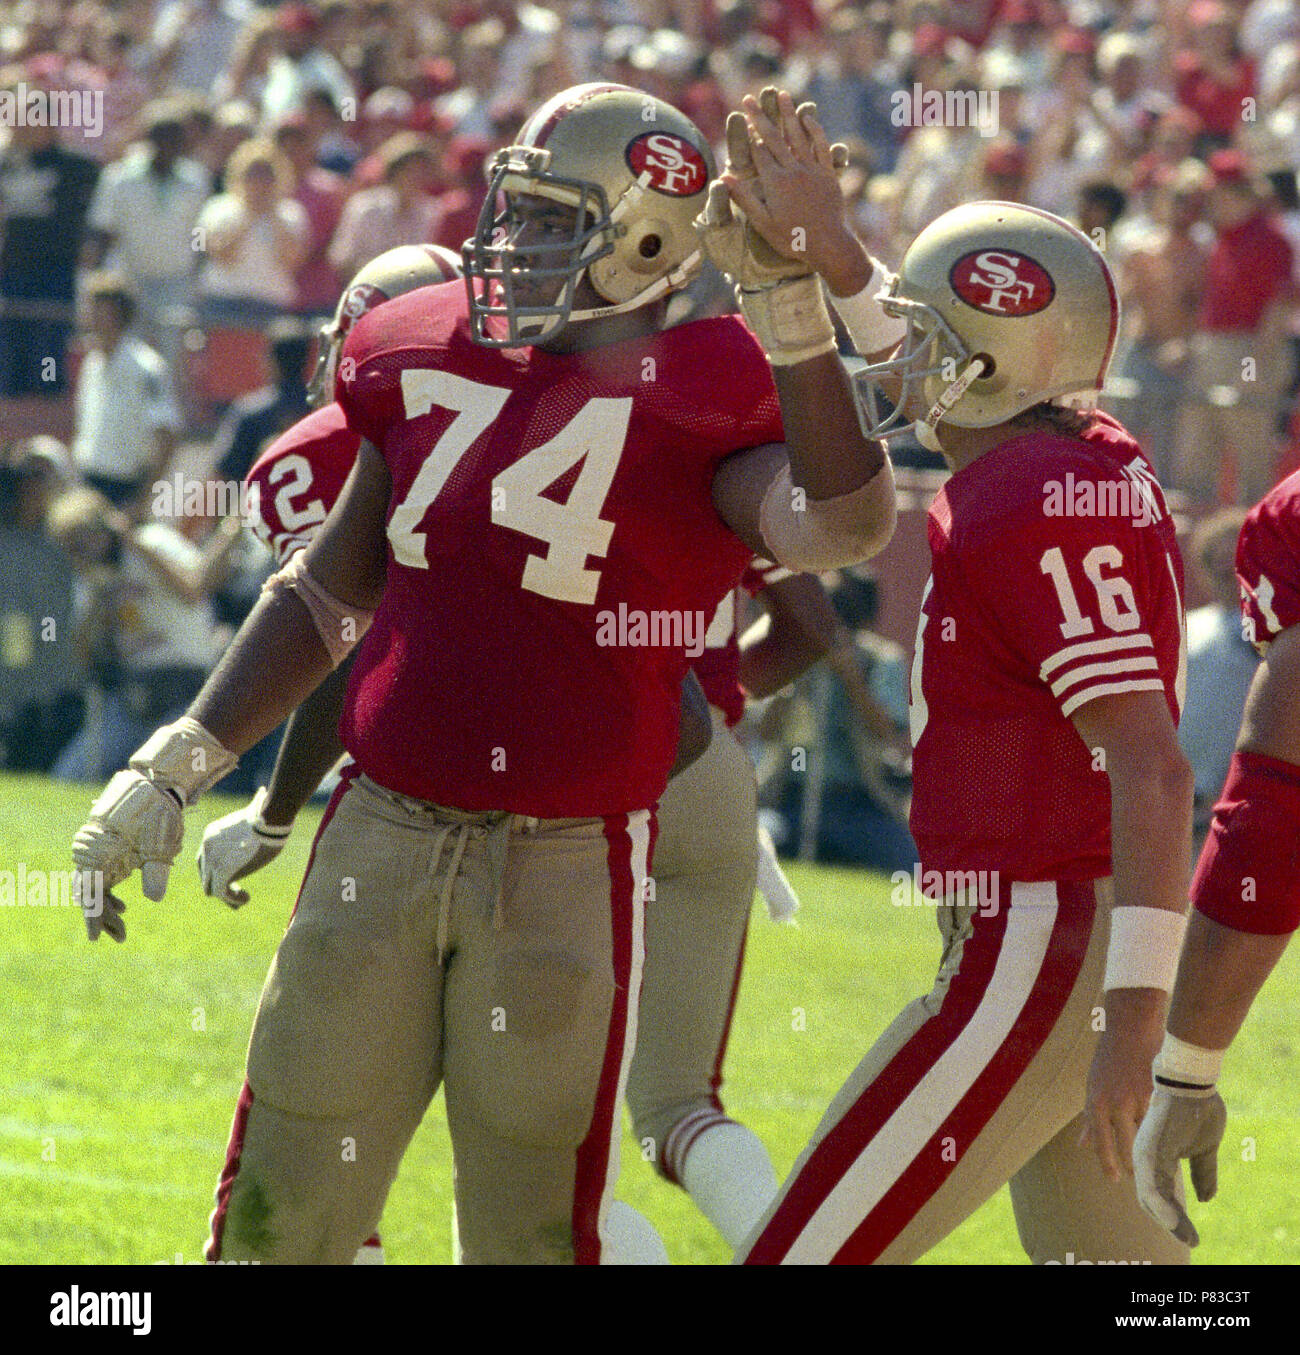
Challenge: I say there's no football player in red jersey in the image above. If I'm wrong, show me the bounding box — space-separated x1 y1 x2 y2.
200 244 842 1259
716 90 1194 1264
71 83 896 1265
1135 469 1300 1247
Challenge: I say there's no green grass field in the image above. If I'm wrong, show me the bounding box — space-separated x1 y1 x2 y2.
2 772 1296 1265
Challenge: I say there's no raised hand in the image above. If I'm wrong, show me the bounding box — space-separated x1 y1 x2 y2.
720 88 857 292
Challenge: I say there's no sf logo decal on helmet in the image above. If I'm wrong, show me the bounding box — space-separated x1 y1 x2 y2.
624 132 709 197
949 250 1056 317
342 282 385 322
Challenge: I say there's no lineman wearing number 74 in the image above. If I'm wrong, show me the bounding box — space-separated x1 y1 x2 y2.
68 83 896 1264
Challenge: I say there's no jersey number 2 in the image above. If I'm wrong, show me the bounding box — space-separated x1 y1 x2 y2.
388 370 632 606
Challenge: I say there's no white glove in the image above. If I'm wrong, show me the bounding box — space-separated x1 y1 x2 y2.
755 820 800 922
71 717 237 942
198 786 292 907
1133 1082 1227 1247
695 178 835 366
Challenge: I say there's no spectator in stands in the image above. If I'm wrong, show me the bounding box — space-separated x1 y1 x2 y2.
47 487 238 782
431 134 491 255
1093 31 1161 160
301 87 360 176
1174 0 1257 149
0 438 80 771
1076 178 1127 245
71 274 181 513
435 20 505 141
979 137 1031 204
1117 158 1212 486
96 25 152 161
1178 508 1258 850
260 2 354 127
328 132 438 282
195 99 256 194
272 114 344 316
1025 29 1110 219
195 137 309 326
0 76 98 398
151 0 253 96
85 104 209 360
213 7 281 111
982 0 1052 94
797 4 901 173
210 319 313 485
1181 149 1295 505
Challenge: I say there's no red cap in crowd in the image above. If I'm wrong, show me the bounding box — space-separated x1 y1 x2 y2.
912 23 949 59
445 135 491 181
1055 27 1096 55
278 4 319 36
1001 0 1043 24
1188 0 1231 27
983 140 1029 178
1207 148 1251 185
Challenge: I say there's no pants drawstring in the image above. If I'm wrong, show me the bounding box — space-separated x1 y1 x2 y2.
429 820 473 965
482 815 514 933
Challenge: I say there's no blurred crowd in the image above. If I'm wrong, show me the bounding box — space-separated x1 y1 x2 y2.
1 0 1293 857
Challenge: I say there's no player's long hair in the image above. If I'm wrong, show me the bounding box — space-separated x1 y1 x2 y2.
1008 401 1092 438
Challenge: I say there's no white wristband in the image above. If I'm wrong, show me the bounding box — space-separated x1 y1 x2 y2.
829 261 908 356
1103 905 1188 993
249 786 293 841
1153 1031 1224 1088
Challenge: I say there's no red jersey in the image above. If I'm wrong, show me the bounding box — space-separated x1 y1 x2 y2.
1238 468 1300 653
245 403 359 564
909 411 1186 882
334 282 781 815
1199 210 1293 333
693 559 791 726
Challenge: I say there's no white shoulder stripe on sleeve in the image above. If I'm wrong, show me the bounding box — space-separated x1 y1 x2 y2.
1060 677 1166 718
1040 632 1154 680
1048 654 1160 698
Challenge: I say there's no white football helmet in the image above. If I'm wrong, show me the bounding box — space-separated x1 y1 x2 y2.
462 82 714 347
857 201 1120 450
307 243 463 406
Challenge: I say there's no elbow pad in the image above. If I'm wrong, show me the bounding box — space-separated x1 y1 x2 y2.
757 459 897 571
1192 751 1300 936
262 550 375 668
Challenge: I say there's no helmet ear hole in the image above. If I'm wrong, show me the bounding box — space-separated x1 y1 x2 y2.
638 234 662 259
972 351 996 378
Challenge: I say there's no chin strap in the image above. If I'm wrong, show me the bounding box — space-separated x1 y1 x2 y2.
566 250 701 323
915 355 990 452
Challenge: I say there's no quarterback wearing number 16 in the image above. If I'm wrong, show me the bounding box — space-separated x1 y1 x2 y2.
724 89 1194 1265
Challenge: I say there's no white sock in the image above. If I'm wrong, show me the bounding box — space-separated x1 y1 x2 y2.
600 1200 670 1265
678 1119 779 1250
352 1237 385 1264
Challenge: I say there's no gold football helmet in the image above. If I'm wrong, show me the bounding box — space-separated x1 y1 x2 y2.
857 201 1120 450
307 243 463 406
462 82 714 346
